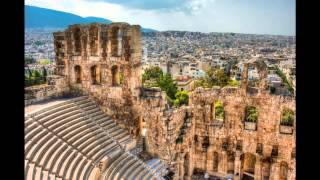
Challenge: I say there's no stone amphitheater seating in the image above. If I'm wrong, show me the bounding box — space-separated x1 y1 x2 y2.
25 96 163 180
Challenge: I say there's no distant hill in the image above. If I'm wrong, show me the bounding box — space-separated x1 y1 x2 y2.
25 5 157 32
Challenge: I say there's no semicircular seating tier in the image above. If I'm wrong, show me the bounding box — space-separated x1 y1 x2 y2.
25 96 164 180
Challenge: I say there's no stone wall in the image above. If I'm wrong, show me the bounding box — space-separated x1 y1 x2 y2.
53 23 142 135
25 75 69 106
140 86 295 180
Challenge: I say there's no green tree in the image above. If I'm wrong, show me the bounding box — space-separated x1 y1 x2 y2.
142 66 163 83
173 90 189 107
195 67 231 88
157 74 178 99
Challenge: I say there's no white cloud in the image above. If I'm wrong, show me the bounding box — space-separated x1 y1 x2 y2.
25 0 295 35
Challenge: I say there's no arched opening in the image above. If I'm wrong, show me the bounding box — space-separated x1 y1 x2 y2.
74 65 82 83
214 100 225 121
73 27 81 53
90 65 100 85
111 65 119 86
279 161 288 180
184 153 190 177
244 106 258 130
262 157 271 180
89 25 99 56
240 153 256 180
227 151 235 174
111 27 120 57
213 152 219 172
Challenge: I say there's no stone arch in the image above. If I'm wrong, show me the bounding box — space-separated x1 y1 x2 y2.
74 65 82 83
213 152 219 172
89 25 99 56
240 58 268 93
90 65 100 84
261 157 272 179
73 27 81 53
111 65 119 86
279 161 289 180
227 151 235 174
240 153 256 179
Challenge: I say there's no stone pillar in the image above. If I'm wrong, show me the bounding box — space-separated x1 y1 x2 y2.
254 156 262 180
233 151 241 180
241 63 249 94
206 147 213 172
269 161 280 180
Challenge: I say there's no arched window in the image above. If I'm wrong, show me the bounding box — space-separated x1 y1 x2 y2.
214 100 225 121
73 27 81 53
111 65 119 86
262 157 271 179
74 65 81 83
227 152 235 174
90 65 100 85
279 161 288 180
111 27 119 57
89 25 98 56
241 153 256 178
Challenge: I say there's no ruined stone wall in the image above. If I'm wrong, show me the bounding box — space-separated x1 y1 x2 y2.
53 23 142 134
141 86 295 180
25 75 69 106
178 87 295 180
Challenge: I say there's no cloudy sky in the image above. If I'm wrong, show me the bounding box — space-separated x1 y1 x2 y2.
25 0 295 36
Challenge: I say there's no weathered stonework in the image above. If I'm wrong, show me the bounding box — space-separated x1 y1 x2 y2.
53 23 142 135
47 23 295 180
24 75 69 105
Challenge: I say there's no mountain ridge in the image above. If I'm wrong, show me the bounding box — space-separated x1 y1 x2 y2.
25 5 157 32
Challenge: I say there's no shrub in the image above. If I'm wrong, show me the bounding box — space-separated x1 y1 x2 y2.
281 108 294 126
245 106 258 122
214 101 224 120
173 90 189 107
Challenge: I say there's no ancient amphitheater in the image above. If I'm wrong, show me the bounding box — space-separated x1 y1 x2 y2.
25 23 295 180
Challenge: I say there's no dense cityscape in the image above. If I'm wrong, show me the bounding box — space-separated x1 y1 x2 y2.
25 28 296 95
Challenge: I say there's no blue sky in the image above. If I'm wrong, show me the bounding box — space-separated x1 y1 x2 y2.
25 0 295 36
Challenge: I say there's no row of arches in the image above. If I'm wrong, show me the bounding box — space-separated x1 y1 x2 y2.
188 152 289 180
209 101 295 127
72 26 128 57
74 65 121 86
